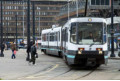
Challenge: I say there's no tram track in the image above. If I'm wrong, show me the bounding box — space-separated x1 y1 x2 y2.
49 68 72 80
17 64 58 80
49 65 97 80
75 67 97 80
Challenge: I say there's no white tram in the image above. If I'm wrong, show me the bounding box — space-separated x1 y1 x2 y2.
41 17 108 67
41 26 62 56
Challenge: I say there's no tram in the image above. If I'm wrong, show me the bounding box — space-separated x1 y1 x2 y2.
106 17 120 49
41 17 108 67
41 26 62 56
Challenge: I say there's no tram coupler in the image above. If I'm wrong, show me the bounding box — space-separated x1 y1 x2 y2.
86 58 96 66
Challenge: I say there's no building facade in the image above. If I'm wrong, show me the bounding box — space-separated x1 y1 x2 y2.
57 0 120 25
0 0 67 42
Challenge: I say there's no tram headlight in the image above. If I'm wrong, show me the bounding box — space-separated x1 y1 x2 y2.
78 48 84 54
96 48 103 54
99 51 103 54
78 50 82 54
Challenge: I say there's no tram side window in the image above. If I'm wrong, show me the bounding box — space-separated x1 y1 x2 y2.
70 23 76 43
62 30 65 41
47 33 49 41
62 29 67 42
50 33 54 41
58 32 60 41
42 34 47 41
54 32 57 41
103 23 107 43
65 28 68 42
42 34 44 41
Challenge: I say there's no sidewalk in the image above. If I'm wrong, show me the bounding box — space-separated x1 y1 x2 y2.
108 51 120 59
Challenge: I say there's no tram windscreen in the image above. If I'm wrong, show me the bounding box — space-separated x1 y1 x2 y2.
71 22 103 45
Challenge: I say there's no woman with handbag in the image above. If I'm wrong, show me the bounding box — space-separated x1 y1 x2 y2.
11 42 16 59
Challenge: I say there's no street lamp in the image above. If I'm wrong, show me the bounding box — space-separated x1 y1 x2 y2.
0 0 4 57
110 0 115 57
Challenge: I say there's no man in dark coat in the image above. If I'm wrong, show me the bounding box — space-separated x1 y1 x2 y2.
0 43 5 57
29 42 37 65
1 43 5 52
26 41 33 61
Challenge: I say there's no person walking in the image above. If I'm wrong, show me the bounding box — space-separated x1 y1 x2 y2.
26 41 33 61
1 43 5 57
11 42 16 59
29 42 37 65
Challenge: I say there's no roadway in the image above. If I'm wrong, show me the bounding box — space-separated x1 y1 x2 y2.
0 49 120 80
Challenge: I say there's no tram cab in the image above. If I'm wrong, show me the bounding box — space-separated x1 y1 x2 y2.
62 17 108 66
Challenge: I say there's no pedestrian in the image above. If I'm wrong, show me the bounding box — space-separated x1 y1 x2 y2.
11 42 16 59
29 42 37 65
1 43 5 56
26 41 33 61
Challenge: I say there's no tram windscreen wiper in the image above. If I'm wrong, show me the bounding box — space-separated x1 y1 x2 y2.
89 43 95 47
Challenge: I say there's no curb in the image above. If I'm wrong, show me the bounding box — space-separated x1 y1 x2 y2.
108 57 120 60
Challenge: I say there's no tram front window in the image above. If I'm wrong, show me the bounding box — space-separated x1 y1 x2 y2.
71 22 103 45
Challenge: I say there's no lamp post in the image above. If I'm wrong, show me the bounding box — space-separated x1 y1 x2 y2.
67 0 70 20
22 0 25 40
0 0 4 57
38 8 41 37
110 0 115 57
76 0 78 17
15 12 18 51
85 0 88 17
26 0 30 61
7 20 8 50
32 1 35 43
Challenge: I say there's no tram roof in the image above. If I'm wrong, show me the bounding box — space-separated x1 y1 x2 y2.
69 17 106 23
106 17 120 24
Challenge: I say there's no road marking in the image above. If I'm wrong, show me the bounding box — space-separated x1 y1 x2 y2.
25 64 59 79
46 64 59 72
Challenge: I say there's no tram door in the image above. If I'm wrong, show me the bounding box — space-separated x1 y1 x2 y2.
62 28 67 53
57 32 59 50
47 33 49 48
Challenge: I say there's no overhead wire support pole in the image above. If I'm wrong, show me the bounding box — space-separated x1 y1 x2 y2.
27 0 30 46
0 0 4 57
67 0 70 20
110 0 115 57
84 0 88 17
39 8 41 37
76 0 79 44
76 0 78 17
32 1 35 43
22 0 25 40
7 20 8 50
